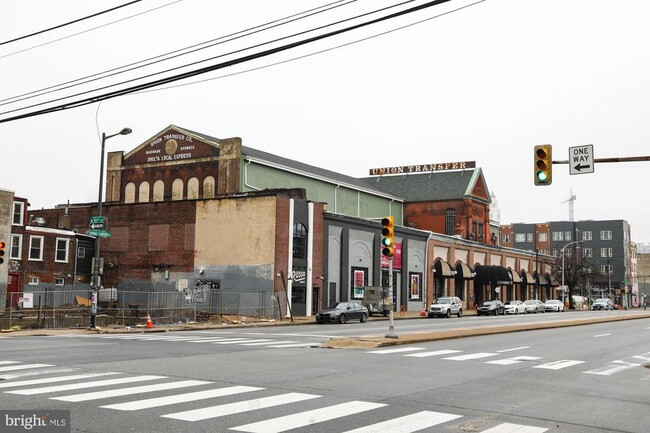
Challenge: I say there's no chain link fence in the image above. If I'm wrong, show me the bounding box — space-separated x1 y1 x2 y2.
1 289 290 330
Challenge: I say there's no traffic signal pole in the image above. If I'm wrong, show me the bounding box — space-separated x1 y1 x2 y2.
385 256 398 339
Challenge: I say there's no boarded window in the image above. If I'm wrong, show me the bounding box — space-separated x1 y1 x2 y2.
124 183 136 204
138 181 150 203
185 224 195 251
149 224 169 251
187 177 199 199
153 180 165 202
172 179 184 201
203 176 215 198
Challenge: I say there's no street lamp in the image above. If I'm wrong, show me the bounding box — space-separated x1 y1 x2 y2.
561 240 583 307
90 127 132 329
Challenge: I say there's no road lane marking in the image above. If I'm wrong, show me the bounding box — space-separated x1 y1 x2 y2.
406 349 462 358
631 352 650 362
443 353 497 361
52 379 212 402
341 410 462 433
6 375 165 395
584 360 641 376
497 346 530 353
230 400 386 433
0 368 77 380
0 364 54 372
368 347 425 354
593 333 611 338
533 360 585 370
0 361 19 365
211 338 254 344
100 386 263 411
162 392 320 421
487 356 542 365
0 372 118 389
266 343 320 348
481 422 548 432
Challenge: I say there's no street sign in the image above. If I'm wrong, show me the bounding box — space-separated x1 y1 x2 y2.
87 229 111 238
90 216 106 230
569 145 594 175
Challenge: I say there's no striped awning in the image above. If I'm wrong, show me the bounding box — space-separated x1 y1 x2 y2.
455 262 474 280
522 271 536 285
434 260 454 277
509 269 521 283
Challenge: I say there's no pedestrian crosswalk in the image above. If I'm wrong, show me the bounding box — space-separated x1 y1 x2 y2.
0 360 552 432
367 346 650 378
73 333 323 349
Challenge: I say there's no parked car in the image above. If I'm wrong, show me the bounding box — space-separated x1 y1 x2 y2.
315 302 368 324
544 299 565 312
477 300 505 316
504 300 526 315
592 298 614 311
427 296 463 318
523 299 545 314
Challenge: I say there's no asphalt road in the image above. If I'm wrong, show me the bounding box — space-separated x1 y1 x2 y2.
0 314 648 433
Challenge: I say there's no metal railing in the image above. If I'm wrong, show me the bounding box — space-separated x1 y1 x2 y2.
1 289 289 330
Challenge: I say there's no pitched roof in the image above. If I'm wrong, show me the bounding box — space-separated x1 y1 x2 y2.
360 169 491 203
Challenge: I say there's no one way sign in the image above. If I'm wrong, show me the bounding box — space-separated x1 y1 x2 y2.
569 145 594 175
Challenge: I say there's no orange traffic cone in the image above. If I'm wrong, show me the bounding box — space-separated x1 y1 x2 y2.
146 314 153 329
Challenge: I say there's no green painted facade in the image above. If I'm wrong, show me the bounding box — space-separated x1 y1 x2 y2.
240 158 403 225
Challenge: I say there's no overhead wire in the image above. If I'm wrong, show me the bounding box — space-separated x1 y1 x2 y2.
0 0 183 60
0 0 142 46
0 0 455 124
0 0 418 117
0 0 356 107
143 0 485 95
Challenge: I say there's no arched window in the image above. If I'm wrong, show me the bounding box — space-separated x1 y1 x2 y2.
293 223 307 259
445 209 456 236
153 180 165 202
171 179 184 201
203 176 215 198
187 177 199 199
138 181 150 203
124 182 136 204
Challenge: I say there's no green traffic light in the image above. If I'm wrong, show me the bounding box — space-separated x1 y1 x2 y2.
536 171 548 182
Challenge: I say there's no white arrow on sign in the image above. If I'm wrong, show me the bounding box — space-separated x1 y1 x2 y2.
569 145 594 175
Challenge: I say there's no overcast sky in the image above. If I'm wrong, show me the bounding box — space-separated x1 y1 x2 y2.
2 0 649 243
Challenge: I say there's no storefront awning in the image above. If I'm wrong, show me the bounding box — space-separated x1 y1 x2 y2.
522 271 535 285
474 265 512 286
509 269 521 283
549 274 560 287
455 262 474 280
536 273 549 287
434 260 454 277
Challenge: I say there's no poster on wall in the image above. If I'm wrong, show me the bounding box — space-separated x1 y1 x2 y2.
353 269 365 299
410 273 421 300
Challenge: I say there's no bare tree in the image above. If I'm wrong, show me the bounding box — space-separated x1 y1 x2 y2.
549 243 598 309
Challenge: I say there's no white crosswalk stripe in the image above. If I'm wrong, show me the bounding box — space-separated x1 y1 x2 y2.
52 379 212 402
0 361 20 365
405 349 461 358
444 352 497 361
341 410 462 433
230 401 387 433
94 334 321 347
162 392 320 421
583 360 641 376
487 356 542 365
5 375 166 395
0 372 119 389
532 360 585 370
0 363 54 372
100 385 263 411
241 340 297 346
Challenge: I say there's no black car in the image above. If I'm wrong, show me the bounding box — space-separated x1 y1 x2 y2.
477 300 505 316
315 302 368 324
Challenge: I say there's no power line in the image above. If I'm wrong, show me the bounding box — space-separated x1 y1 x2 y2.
0 0 417 117
0 1 142 46
0 0 182 60
0 0 454 124
0 0 355 107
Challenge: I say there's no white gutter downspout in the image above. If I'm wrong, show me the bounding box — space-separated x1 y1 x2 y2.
334 184 340 213
286 199 294 318
306 202 314 316
244 159 261 191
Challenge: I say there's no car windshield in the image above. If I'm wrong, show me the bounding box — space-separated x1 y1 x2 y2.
434 298 452 304
524 300 536 305
327 302 349 310
482 301 496 306
547 300 560 304
595 299 609 303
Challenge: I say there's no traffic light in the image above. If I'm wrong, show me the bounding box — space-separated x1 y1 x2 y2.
0 240 5 265
381 216 395 257
534 144 552 185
